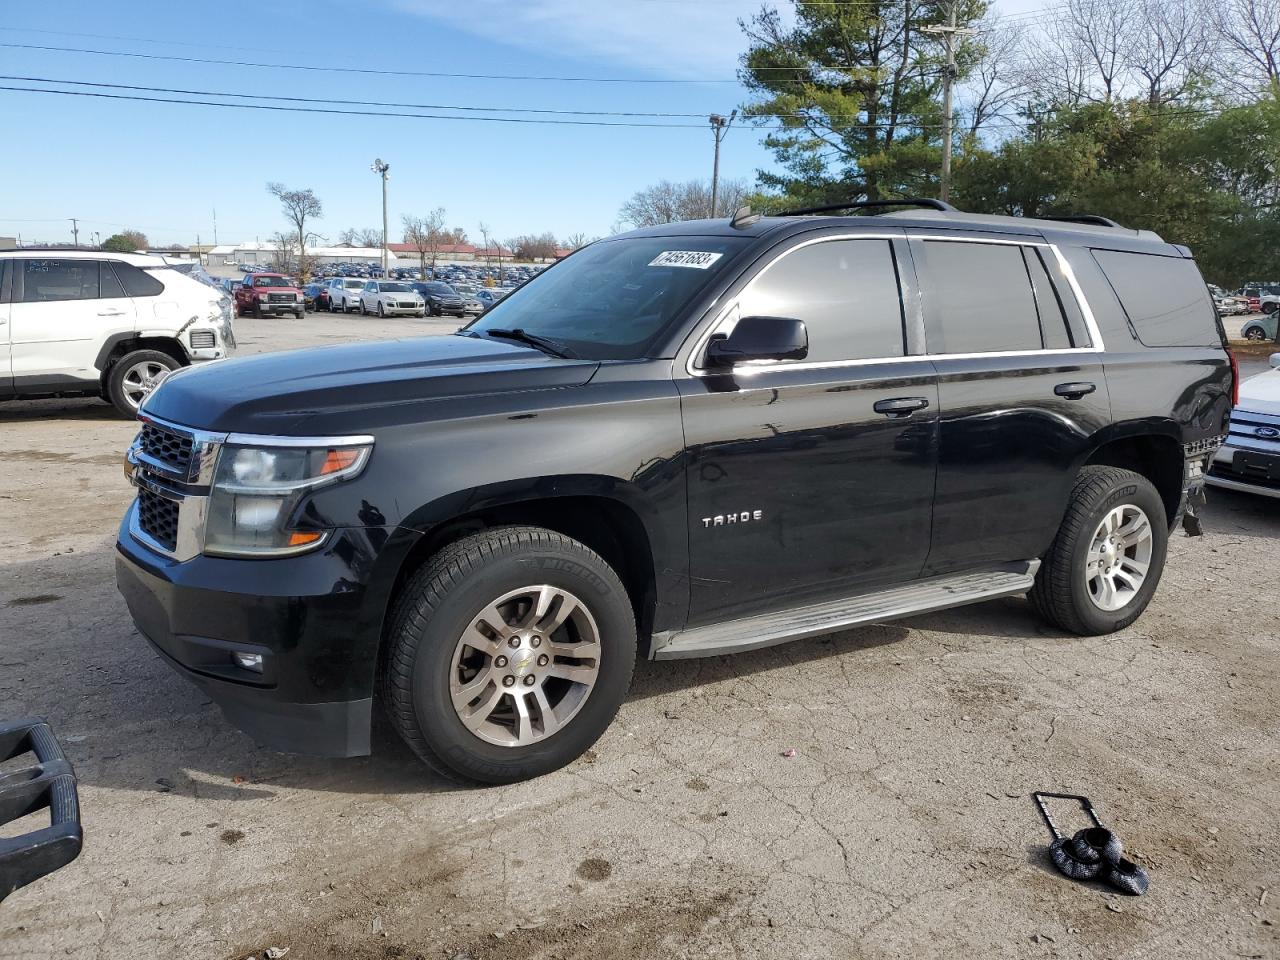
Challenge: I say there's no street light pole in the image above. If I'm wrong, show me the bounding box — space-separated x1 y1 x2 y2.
709 110 736 218
371 158 390 275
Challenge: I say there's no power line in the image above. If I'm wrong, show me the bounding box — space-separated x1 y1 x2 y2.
0 73 949 121
0 40 849 82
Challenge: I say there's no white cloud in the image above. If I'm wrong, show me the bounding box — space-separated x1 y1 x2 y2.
387 0 768 78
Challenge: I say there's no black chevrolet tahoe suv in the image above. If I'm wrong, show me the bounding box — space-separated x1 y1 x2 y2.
115 200 1234 784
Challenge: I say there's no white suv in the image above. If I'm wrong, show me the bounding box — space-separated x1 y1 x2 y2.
0 249 235 415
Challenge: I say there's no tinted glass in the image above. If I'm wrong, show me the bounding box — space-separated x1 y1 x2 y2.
468 235 749 361
378 282 412 292
100 262 127 299
921 241 1041 353
112 261 164 297
736 239 905 362
21 259 99 302
1023 247 1072 349
253 276 292 287
426 283 455 294
1092 249 1218 347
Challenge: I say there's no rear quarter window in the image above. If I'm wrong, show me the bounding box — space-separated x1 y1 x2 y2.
111 261 165 297
1091 250 1218 347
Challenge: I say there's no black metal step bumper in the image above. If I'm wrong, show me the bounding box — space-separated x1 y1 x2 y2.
0 718 82 904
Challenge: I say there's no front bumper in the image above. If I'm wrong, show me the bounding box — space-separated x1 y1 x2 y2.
381 303 425 315
114 508 401 758
1207 443 1280 498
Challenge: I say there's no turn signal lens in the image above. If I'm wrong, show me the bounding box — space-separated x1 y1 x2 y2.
287 531 324 547
320 449 362 475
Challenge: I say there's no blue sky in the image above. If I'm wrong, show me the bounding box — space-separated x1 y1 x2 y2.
0 0 1048 247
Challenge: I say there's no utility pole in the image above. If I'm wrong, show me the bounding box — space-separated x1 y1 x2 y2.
69 218 79 246
709 110 736 218
924 6 974 204
371 158 390 276
213 207 218 245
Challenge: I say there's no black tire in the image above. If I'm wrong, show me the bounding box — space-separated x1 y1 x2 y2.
1048 838 1104 881
295 310 304 319
1245 326 1266 341
378 302 385 318
1030 466 1168 636
1105 858 1150 896
1068 827 1123 867
1263 302 1278 315
105 349 180 417
381 526 637 784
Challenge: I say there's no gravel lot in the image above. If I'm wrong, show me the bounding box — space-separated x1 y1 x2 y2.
2 315 1278 960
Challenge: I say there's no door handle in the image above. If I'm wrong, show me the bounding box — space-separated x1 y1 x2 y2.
97 309 126 317
1054 381 1096 399
873 396 930 417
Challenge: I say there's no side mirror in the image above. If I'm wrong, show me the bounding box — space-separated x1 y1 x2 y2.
1270 353 1280 370
705 315 808 368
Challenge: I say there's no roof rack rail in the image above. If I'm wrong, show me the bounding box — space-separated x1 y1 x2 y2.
1039 214 1122 228
775 197 958 217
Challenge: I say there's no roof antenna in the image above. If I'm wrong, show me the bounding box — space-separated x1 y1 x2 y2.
731 205 761 229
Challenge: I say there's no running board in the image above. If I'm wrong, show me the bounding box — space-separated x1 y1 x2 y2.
652 561 1040 660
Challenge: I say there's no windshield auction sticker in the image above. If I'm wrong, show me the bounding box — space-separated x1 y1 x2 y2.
648 250 724 269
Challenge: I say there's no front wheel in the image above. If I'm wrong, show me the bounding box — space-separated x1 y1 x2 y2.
1030 466 1168 635
106 349 180 416
381 527 637 784
1245 326 1267 341
378 302 385 318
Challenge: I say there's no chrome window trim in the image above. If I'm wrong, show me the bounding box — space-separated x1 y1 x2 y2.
682 232 1106 378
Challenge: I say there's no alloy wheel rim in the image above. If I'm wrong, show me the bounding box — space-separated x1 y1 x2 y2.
1084 504 1153 611
120 361 170 409
448 585 601 747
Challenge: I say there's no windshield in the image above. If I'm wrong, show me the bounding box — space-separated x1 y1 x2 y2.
426 283 456 295
342 278 365 289
253 276 292 287
378 282 412 292
466 236 747 360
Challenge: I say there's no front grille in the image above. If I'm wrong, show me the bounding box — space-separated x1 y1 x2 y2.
139 421 194 476
1227 409 1280 452
398 301 418 309
189 330 215 349
137 488 179 552
267 292 293 303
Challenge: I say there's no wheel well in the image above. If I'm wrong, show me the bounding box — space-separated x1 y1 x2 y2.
1085 436 1183 524
99 337 188 385
386 495 658 650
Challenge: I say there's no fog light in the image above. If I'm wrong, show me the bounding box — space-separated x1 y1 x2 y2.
231 651 264 673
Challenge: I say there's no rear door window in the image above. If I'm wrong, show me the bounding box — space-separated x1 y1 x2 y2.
918 241 1042 353
736 239 906 363
1023 247 1074 349
1091 250 1218 347
20 259 100 302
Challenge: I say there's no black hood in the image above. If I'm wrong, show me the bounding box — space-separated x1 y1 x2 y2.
145 334 599 434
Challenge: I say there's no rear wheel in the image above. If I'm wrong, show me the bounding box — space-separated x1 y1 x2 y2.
382 526 636 784
106 349 180 416
1031 466 1168 635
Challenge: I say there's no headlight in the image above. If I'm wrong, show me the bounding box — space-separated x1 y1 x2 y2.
204 439 373 557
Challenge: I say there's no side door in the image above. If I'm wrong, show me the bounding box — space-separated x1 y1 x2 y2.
676 234 939 627
9 259 138 386
908 235 1112 575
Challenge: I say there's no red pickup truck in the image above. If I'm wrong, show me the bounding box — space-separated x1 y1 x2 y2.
235 272 305 318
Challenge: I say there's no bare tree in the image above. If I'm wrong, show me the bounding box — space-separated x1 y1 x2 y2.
1213 0 1280 96
338 227 382 247
402 208 447 277
564 232 588 250
619 179 749 227
478 222 503 280
962 17 1029 136
267 182 322 268
1128 0 1214 105
1021 0 1137 106
509 233 560 261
